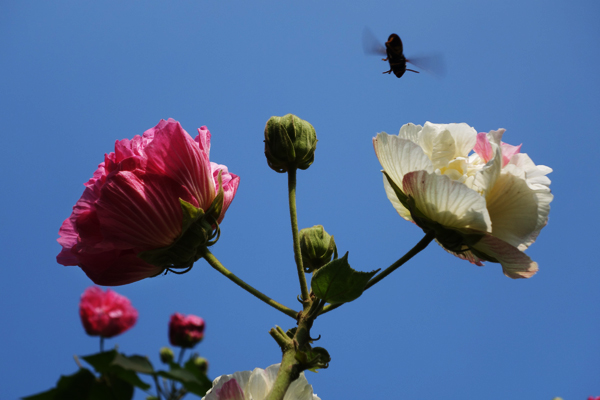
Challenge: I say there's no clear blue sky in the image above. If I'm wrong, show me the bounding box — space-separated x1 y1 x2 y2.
1 1 599 399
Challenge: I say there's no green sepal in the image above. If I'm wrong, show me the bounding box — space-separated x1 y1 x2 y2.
383 171 410 210
383 171 486 254
294 347 331 373
264 114 318 173
299 225 337 273
204 171 224 225
311 252 379 305
138 197 220 269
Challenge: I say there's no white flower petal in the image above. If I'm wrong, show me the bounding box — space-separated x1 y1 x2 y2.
402 171 491 233
203 364 319 400
486 128 505 146
472 235 538 278
486 171 549 250
471 141 502 197
398 123 423 144
418 123 456 170
247 368 271 400
284 373 315 400
446 123 478 157
508 153 553 190
373 132 433 186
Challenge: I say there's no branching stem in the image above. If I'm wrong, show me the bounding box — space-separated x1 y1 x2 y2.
200 247 298 319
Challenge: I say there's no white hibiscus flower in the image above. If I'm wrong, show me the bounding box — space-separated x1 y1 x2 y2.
202 364 320 400
373 122 553 278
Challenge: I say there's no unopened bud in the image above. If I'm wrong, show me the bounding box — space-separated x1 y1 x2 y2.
300 225 337 273
264 114 317 173
159 347 174 364
192 356 209 374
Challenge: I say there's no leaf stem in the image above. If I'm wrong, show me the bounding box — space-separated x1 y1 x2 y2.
288 168 310 301
319 231 435 315
200 247 298 319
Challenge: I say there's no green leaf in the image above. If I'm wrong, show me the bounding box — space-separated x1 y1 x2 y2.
22 368 96 400
82 351 151 391
111 353 155 375
311 252 379 304
82 350 119 374
157 363 212 397
109 367 151 391
88 374 134 400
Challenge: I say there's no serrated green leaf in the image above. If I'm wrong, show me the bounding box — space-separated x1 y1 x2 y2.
311 252 379 304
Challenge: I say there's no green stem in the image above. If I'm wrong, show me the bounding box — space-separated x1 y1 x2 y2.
152 374 164 400
319 231 435 315
177 347 186 366
200 247 298 319
288 168 310 301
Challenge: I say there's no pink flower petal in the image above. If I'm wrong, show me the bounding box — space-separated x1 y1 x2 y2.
216 379 246 400
145 119 215 210
474 132 493 163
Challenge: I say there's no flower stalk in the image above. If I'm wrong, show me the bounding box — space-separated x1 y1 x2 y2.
319 231 435 315
200 247 298 319
288 168 310 302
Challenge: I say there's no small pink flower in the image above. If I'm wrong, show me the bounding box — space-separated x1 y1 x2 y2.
79 286 138 338
169 313 205 348
57 119 240 286
588 397 600 400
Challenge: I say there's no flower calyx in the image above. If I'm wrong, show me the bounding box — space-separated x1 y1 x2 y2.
264 114 318 173
138 174 226 274
383 171 486 258
294 346 331 373
299 225 337 273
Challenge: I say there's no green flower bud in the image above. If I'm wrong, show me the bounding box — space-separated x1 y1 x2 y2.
159 347 174 364
264 114 317 173
299 225 337 273
192 356 209 374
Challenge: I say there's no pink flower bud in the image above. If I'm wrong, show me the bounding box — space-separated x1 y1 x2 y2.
169 312 205 348
79 286 138 338
56 119 240 286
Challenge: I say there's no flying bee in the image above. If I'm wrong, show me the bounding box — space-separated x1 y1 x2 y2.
362 28 444 78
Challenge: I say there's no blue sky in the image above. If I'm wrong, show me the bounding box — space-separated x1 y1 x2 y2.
1 1 599 399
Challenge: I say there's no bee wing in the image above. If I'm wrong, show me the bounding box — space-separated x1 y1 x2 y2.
407 54 446 77
362 27 387 56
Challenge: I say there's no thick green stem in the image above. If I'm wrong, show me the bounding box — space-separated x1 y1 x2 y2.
319 231 435 315
287 168 310 301
200 247 298 319
266 298 322 400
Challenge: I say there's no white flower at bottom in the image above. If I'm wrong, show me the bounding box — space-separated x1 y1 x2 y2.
373 122 553 278
202 364 320 400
